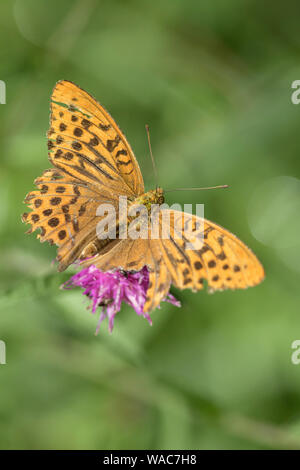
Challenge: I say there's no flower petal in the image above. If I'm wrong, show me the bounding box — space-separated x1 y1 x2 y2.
62 265 180 333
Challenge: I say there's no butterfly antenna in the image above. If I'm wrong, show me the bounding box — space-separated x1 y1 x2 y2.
165 185 229 192
145 124 158 189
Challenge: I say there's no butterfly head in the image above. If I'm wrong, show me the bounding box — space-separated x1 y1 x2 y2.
147 187 164 205
154 187 164 205
133 187 164 212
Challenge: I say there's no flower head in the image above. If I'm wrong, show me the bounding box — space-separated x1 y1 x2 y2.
62 265 180 333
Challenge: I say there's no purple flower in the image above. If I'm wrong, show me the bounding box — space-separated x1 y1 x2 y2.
62 266 180 333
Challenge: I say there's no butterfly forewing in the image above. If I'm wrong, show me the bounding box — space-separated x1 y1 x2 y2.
49 80 144 197
158 210 265 295
23 80 145 271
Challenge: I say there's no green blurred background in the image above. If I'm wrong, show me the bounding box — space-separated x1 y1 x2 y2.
0 0 300 450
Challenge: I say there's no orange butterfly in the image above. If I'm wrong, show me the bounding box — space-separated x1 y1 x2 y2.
22 80 265 313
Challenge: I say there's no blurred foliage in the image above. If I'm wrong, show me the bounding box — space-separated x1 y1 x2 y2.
0 0 300 450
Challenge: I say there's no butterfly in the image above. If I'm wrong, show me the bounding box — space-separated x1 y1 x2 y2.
22 80 265 313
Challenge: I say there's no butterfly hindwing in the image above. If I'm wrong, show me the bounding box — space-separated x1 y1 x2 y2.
143 240 172 313
81 236 172 313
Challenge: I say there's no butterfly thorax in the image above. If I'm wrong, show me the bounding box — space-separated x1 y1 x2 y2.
130 187 164 211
